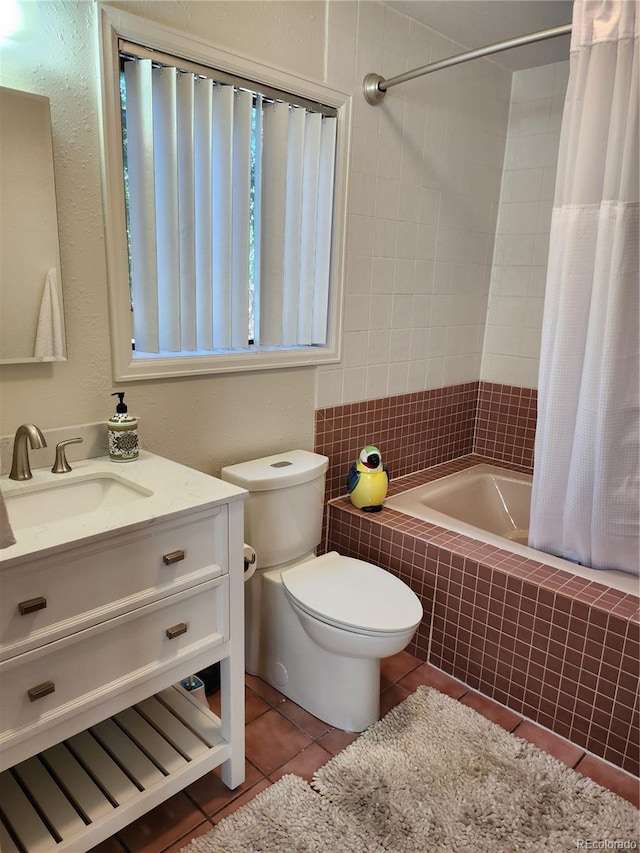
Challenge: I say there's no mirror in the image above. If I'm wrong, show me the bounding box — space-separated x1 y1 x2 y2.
0 86 67 363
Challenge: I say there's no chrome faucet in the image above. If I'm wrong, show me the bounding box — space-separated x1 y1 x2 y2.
9 424 47 481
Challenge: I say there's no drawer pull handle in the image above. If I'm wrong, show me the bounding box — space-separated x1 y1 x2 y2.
166 622 188 639
19 596 47 615
163 550 185 565
28 681 55 702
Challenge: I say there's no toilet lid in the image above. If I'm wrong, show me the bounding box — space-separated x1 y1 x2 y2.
281 552 423 634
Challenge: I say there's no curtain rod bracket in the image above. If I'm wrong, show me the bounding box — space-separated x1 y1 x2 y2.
363 73 387 105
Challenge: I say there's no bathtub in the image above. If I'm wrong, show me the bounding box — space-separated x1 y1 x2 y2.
386 463 638 596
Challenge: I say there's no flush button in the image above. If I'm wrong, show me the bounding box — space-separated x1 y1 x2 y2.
270 461 293 468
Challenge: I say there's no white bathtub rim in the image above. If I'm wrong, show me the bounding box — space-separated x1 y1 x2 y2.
386 464 639 597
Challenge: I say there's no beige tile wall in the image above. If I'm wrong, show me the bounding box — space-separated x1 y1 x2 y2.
318 3 512 407
481 61 569 389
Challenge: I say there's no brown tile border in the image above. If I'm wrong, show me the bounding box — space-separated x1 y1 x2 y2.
475 382 537 469
316 382 478 501
316 380 538 501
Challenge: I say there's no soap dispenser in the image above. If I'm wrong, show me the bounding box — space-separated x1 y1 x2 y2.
108 392 139 462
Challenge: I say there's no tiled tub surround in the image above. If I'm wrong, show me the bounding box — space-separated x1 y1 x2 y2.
315 380 536 503
474 381 537 468
325 455 639 776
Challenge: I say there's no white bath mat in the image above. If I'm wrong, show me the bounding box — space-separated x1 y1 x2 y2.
180 686 638 852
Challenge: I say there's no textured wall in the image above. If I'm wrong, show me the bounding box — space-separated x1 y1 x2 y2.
108 0 326 80
0 0 322 475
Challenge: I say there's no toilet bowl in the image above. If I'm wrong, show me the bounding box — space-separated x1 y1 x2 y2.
221 450 424 731
282 552 421 658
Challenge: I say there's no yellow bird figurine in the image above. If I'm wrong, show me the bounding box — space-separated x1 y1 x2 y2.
347 445 390 512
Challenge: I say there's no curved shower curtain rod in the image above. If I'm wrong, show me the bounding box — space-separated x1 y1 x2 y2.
363 23 572 105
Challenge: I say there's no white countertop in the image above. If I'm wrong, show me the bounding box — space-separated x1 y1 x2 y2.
0 451 246 567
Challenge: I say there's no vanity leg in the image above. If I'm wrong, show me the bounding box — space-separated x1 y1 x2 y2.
219 657 245 788
220 503 246 789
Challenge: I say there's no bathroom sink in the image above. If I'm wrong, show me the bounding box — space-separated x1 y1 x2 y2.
3 473 153 531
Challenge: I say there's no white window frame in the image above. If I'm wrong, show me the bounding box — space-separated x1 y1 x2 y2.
96 3 350 381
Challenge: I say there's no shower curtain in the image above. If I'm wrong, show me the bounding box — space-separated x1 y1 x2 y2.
529 0 639 575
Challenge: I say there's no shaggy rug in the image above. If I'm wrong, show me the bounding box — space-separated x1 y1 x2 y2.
181 686 639 852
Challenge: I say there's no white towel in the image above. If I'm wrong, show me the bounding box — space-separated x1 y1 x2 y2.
0 492 16 549
34 267 65 359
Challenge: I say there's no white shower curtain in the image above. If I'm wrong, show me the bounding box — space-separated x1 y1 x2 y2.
529 0 639 575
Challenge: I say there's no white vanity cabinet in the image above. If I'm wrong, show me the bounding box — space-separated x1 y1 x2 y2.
0 453 246 852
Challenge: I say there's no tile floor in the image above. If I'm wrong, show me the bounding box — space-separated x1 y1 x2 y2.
92 653 639 852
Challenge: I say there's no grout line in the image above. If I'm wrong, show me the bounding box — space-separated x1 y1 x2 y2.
160 819 215 853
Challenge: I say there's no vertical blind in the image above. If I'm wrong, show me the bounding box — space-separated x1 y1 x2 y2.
122 57 337 355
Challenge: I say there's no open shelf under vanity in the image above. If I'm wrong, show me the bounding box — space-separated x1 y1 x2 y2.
0 685 227 852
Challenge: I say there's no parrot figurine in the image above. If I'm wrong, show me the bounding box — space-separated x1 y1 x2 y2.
347 445 390 512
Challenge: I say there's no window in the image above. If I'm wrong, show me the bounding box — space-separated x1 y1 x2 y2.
97 4 349 380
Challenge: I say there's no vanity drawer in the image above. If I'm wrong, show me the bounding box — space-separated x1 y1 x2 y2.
0 576 228 751
0 508 228 661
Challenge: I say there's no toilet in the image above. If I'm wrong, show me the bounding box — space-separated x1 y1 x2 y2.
221 449 423 732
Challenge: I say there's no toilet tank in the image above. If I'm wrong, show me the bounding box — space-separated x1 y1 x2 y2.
221 450 329 570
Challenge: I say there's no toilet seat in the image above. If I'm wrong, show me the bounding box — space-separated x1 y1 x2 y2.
281 552 423 636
